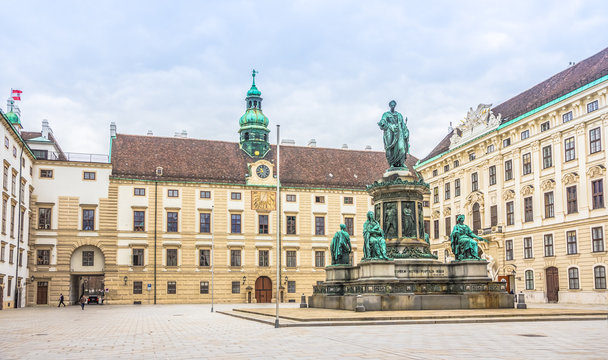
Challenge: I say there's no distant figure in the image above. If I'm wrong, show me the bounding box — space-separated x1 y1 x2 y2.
58 293 66 307
80 295 86 310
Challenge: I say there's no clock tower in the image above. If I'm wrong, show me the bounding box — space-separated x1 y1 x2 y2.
238 70 270 158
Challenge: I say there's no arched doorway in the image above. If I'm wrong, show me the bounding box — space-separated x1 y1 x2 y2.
472 203 481 234
546 267 559 303
70 245 105 304
255 276 272 303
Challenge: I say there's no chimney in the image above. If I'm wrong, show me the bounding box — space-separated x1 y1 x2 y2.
174 130 188 138
365 145 372 151
181 130 187 138
341 144 348 149
281 139 295 145
448 121 453 133
41 119 52 139
307 139 317 147
110 122 117 138
147 130 153 136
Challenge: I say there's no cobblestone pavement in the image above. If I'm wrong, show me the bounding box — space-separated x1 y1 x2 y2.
1 303 607 359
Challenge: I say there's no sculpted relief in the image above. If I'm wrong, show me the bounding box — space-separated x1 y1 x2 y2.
251 191 276 211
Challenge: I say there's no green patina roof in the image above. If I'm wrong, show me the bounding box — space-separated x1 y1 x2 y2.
239 109 269 127
247 69 262 97
5 111 19 125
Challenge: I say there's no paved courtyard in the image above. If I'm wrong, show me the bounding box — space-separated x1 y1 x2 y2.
1 303 607 359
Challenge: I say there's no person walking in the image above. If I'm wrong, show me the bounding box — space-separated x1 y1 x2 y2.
80 295 86 310
58 293 66 307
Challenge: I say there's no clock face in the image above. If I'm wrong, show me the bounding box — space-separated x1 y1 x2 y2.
256 164 270 179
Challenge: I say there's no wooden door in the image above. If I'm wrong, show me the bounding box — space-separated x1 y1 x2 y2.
497 276 511 293
546 267 559 303
37 282 48 305
255 277 272 303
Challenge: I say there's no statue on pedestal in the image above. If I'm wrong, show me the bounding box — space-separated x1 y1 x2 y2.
450 214 489 261
378 100 409 170
330 224 352 265
363 211 391 260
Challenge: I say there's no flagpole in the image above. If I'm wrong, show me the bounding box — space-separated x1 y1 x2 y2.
275 124 281 328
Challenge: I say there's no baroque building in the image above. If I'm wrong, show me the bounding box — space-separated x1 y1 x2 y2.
416 47 608 304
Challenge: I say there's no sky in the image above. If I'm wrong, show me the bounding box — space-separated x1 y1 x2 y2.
1 1 607 160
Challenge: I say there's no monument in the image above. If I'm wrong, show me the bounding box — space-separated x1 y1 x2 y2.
309 101 513 311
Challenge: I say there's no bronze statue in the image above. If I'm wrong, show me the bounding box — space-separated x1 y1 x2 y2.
378 100 409 169
330 224 352 265
450 214 489 261
363 211 391 260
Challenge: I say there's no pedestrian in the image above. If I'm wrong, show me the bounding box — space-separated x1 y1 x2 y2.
58 293 66 307
80 295 86 310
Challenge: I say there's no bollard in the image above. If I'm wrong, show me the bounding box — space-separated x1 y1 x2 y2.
300 293 308 308
516 291 527 309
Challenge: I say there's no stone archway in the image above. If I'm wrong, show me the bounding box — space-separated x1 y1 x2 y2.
69 245 106 304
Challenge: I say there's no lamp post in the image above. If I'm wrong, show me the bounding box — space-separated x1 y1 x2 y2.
211 205 215 313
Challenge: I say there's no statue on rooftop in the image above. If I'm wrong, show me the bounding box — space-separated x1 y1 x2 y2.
330 224 352 265
363 211 391 261
450 214 489 261
378 100 409 170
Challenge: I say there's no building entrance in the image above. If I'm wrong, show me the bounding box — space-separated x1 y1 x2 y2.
255 276 272 303
546 267 559 303
70 275 104 304
37 281 48 305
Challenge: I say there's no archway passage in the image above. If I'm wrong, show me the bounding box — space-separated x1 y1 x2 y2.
546 267 559 303
255 276 272 303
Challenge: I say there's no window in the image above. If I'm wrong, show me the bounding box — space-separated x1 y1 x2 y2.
588 128 602 154
487 144 495 153
424 220 430 235
167 281 176 294
433 219 439 239
444 164 450 172
567 231 577 255
134 188 145 196
133 211 145 232
231 281 240 294
423 200 429 207
83 171 96 180
82 209 95 231
344 217 354 236
9 247 13 264
568 268 579 289
286 215 296 235
503 138 511 148
286 194 296 202
562 111 573 123
198 213 210 233
524 197 533 222
40 169 53 178
542 145 552 169
37 249 50 265
167 212 178 232
433 187 439 203
132 248 144 266
453 160 460 168
10 204 14 237
38 208 52 229
288 281 296 293
490 205 497 227
258 215 269 234
564 137 575 162
471 173 479 191
522 153 532 175
2 166 7 188
258 250 269 267
3 136 7 148
200 281 209 294
231 214 241 233
454 179 461 197
7 278 10 296
444 182 451 200
587 99 599 113
444 217 451 236
199 249 210 267
504 160 513 181
432 169 438 177
566 186 577 214
592 227 604 252
315 251 325 267
315 216 325 235
520 130 530 140
544 192 554 218
11 174 15 195
592 180 604 209
540 121 550 132
468 153 476 161
230 249 241 267
231 192 241 200
544 234 554 257
489 166 496 186
200 191 211 199
343 196 353 205
167 189 179 197
594 266 606 289
133 281 142 294
286 250 297 267
82 251 94 266
315 196 325 204
524 237 533 259
1 199 6 233
12 146 16 157
166 248 177 266
525 270 534 290
505 240 513 261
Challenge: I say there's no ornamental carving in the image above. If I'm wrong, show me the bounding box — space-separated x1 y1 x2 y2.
520 185 534 196
464 191 484 210
562 172 579 186
443 207 451 216
431 210 441 220
540 179 556 192
575 123 585 135
552 133 561 143
449 104 502 149
531 140 540 152
601 113 608 124
503 189 515 201
586 165 606 179
251 191 276 211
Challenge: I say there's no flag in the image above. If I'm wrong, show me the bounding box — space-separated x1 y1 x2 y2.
11 89 22 101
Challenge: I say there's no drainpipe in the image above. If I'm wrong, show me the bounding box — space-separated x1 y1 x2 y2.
14 145 24 308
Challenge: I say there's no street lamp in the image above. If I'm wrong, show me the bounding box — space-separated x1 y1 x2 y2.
123 276 128 285
242 276 247 285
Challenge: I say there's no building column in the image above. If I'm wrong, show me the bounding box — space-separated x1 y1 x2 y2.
552 133 564 221
575 123 589 216
531 140 542 225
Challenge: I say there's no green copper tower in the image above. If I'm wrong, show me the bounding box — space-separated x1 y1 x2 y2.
239 70 270 158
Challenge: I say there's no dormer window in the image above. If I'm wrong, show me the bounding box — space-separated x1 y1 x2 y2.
469 153 476 161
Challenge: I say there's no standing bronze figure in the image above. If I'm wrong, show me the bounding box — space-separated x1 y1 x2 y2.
330 224 352 265
378 100 409 169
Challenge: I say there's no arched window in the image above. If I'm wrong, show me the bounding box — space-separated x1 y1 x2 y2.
568 267 579 289
263 134 267 142
525 270 534 290
594 265 606 289
244 132 249 141
248 101 252 108
444 249 450 261
472 203 481 234
254 100 257 108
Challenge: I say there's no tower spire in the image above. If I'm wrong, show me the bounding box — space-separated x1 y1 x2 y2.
239 70 269 158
